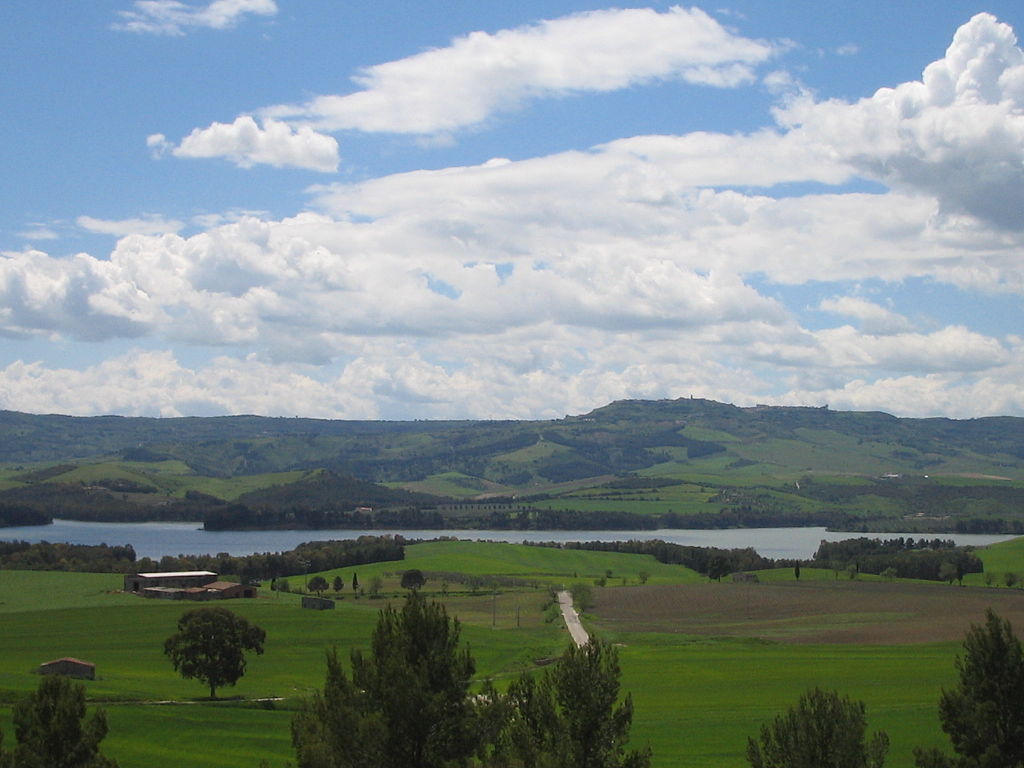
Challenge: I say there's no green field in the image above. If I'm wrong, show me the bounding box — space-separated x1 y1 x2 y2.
964 535 1024 585
2 539 1019 767
619 637 954 767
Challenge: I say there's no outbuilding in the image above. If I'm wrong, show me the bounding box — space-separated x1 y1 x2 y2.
39 657 95 680
301 596 335 610
124 571 217 593
184 581 257 600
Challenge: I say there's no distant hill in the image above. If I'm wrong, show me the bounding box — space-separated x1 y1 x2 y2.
2 399 1023 533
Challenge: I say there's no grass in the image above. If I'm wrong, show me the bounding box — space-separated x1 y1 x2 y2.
964 536 1024 587
306 540 705 590
3 538 1017 767
618 638 955 768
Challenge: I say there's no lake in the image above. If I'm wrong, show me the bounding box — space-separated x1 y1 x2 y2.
0 519 1017 561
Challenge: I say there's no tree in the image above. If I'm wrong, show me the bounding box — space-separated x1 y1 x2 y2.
707 555 729 582
913 609 1024 768
548 639 651 768
794 564 801 580
308 576 329 596
400 569 425 590
939 562 958 585
501 639 650 768
292 591 480 768
746 687 888 768
332 576 344 594
570 582 594 612
8 675 118 768
351 572 359 593
164 606 266 698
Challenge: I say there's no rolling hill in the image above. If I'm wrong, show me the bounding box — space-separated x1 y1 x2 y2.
1 398 1023 533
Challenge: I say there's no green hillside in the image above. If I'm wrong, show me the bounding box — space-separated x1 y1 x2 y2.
3 398 1024 533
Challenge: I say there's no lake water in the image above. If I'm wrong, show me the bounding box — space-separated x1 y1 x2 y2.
0 519 1017 561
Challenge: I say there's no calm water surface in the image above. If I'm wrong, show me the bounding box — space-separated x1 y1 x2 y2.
0 519 1016 560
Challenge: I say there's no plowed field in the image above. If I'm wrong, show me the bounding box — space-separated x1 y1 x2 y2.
591 580 1024 644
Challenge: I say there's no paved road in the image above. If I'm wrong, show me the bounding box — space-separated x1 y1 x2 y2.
557 590 590 647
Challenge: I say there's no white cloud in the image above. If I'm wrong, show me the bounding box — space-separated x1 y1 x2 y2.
5 13 1024 419
166 7 778 171
778 13 1024 229
264 7 777 135
17 226 59 241
0 249 160 341
167 116 339 172
77 214 184 237
818 296 913 335
813 325 1011 373
113 0 277 36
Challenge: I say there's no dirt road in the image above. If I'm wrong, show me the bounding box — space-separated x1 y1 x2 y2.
557 590 589 647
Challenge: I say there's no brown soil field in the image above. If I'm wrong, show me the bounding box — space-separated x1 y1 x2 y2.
590 581 1024 644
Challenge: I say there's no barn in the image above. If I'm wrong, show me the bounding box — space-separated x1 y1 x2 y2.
39 657 95 680
124 571 217 593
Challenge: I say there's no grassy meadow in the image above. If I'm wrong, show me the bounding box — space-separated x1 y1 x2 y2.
2 538 1022 767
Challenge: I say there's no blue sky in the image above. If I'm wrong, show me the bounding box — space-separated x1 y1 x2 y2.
2 0 1023 419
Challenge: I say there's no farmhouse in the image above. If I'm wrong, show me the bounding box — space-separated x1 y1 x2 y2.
39 657 95 680
124 571 257 600
124 570 217 593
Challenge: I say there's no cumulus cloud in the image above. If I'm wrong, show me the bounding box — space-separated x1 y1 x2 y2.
5 13 1024 419
0 249 160 341
813 325 1011 373
264 7 778 136
113 0 277 35
163 117 339 172
778 13 1024 229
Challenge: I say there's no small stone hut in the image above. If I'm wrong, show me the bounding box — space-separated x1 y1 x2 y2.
301 596 335 610
39 657 95 680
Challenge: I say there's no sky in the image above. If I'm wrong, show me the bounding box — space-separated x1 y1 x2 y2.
2 1 1024 421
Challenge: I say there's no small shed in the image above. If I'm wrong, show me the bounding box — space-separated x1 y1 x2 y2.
302 596 336 610
39 657 95 680
731 572 760 583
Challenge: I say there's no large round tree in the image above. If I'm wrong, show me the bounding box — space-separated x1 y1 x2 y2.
164 606 266 699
